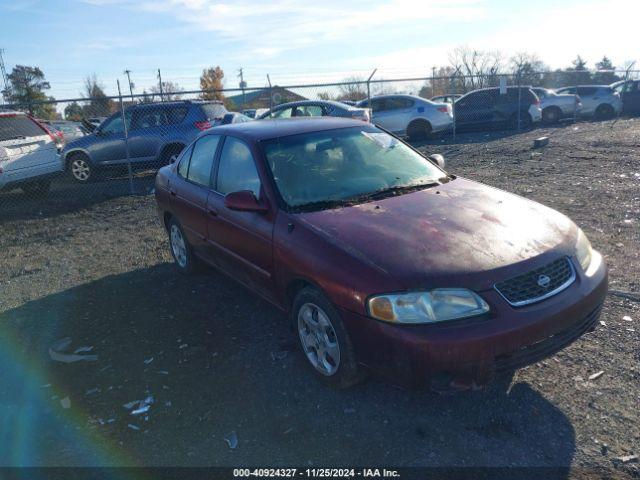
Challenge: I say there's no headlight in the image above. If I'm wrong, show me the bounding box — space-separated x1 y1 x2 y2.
367 289 489 324
575 228 593 271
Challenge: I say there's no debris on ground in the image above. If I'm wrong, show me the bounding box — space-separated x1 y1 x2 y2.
614 455 638 464
60 397 71 409
224 431 238 449
144 357 154 364
271 350 288 361
588 371 604 381
49 337 98 363
124 395 155 416
533 137 549 148
127 424 140 431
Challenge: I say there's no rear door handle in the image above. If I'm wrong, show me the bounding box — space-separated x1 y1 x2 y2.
208 208 218 217
169 189 176 196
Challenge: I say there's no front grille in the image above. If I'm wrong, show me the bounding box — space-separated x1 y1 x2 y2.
495 257 575 307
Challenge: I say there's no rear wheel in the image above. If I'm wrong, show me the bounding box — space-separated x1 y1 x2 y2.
542 106 561 124
21 179 51 197
509 112 532 130
293 287 364 389
168 218 202 274
594 103 615 120
159 144 185 166
407 119 432 141
68 153 94 183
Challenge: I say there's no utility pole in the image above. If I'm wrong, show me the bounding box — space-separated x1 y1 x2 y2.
0 48 11 105
238 68 246 108
157 69 164 102
431 66 436 97
123 69 134 98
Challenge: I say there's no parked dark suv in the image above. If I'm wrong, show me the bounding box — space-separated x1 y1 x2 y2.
454 87 542 130
62 100 227 182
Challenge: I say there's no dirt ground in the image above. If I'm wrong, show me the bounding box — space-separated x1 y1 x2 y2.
0 118 638 478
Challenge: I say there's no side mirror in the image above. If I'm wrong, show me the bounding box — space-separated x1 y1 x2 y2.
224 190 268 213
428 153 446 169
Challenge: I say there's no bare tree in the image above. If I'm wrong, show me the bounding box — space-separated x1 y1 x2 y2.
336 76 367 102
509 52 548 86
150 81 183 101
448 46 503 92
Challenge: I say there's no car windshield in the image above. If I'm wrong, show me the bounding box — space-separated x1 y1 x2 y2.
262 126 447 211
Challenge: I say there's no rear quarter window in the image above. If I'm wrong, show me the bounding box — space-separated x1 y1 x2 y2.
0 115 47 142
167 106 189 124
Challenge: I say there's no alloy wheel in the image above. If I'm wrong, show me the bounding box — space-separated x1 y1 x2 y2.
297 302 341 376
170 224 187 268
71 157 91 181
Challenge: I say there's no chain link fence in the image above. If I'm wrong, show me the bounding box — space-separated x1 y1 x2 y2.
1 68 638 217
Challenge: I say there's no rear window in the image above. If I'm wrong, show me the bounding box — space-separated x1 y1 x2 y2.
167 106 188 124
0 115 47 142
200 103 228 120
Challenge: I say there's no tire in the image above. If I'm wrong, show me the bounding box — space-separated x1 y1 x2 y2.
407 120 432 142
21 179 51 197
168 218 202 275
594 104 615 120
67 153 94 183
542 107 561 124
159 144 185 166
509 112 532 130
293 286 364 389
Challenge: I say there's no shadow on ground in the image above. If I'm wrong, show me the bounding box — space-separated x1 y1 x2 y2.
0 264 576 473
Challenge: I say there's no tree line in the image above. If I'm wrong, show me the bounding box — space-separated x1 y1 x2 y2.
0 48 633 120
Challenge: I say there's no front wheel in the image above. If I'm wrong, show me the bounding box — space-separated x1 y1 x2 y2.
68 153 94 183
293 287 364 389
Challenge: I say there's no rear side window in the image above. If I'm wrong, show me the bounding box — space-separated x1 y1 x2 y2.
200 103 227 120
216 137 261 197
0 115 47 141
167 106 188 124
131 107 168 130
577 87 597 96
294 105 323 117
185 135 221 186
385 97 414 110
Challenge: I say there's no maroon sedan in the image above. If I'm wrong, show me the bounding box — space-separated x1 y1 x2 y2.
154 118 607 390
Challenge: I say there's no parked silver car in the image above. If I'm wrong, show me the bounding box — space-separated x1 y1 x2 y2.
0 111 63 195
532 88 582 123
555 85 621 119
258 100 371 123
356 94 453 140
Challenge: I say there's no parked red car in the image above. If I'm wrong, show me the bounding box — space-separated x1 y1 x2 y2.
154 118 607 390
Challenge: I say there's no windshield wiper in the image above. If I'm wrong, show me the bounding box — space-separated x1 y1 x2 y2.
363 181 441 201
290 198 353 213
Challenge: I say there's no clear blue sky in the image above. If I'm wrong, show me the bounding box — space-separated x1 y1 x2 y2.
1 0 637 100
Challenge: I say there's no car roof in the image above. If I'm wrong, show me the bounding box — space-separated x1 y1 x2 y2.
559 85 611 89
202 117 368 142
272 99 355 109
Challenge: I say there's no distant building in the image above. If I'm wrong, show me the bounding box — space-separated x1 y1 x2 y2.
226 86 306 109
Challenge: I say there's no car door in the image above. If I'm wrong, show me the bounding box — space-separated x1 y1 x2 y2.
455 91 493 126
128 106 168 164
88 112 128 164
168 134 221 259
371 97 413 133
622 81 640 115
206 135 276 301
576 87 598 115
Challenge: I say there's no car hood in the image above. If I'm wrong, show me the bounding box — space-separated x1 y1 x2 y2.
295 178 577 291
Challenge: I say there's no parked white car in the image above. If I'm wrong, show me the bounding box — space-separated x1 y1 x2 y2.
356 94 452 140
532 88 582 123
0 111 63 195
555 85 621 119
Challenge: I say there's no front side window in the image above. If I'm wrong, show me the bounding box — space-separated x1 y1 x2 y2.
216 137 261 197
272 108 293 118
177 144 193 178
186 135 221 186
262 126 446 210
101 112 131 134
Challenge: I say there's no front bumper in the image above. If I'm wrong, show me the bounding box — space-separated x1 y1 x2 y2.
338 253 608 389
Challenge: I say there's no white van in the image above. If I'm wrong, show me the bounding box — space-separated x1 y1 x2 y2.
0 111 63 195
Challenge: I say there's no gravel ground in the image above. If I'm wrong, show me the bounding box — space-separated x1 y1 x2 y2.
0 118 638 478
